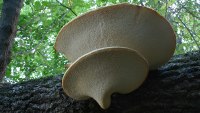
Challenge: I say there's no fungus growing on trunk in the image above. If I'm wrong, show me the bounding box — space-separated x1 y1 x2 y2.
54 3 176 109
55 3 176 70
62 47 148 109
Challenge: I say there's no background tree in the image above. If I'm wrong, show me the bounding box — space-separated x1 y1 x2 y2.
0 0 23 81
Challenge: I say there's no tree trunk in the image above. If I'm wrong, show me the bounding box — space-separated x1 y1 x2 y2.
0 51 200 113
0 0 24 80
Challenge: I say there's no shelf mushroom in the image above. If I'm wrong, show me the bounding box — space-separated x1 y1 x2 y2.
54 3 176 109
62 47 148 109
55 3 176 70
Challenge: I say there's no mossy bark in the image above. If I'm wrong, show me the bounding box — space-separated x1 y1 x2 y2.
0 51 200 113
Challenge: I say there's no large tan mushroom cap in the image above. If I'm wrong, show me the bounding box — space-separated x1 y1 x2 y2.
62 47 149 109
55 3 176 70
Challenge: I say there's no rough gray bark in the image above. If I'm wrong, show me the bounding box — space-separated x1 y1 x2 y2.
0 51 200 113
0 0 23 80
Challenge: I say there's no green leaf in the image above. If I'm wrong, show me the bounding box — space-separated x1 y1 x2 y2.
34 1 41 10
42 1 49 7
154 0 158 4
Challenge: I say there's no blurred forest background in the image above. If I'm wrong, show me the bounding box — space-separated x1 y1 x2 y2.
0 0 199 83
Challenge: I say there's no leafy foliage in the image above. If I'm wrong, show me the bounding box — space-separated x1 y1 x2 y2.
0 0 199 83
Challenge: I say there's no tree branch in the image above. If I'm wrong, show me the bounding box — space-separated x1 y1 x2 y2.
165 0 168 18
0 51 200 112
182 6 200 19
55 0 77 16
177 16 200 50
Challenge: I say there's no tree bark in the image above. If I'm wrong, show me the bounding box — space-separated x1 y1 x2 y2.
0 0 24 80
0 51 200 113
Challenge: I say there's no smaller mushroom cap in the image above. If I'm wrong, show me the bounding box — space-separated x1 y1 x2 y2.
62 47 149 109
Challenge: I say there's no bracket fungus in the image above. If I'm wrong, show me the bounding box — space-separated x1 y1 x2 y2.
54 3 176 109
55 3 176 70
62 47 148 109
